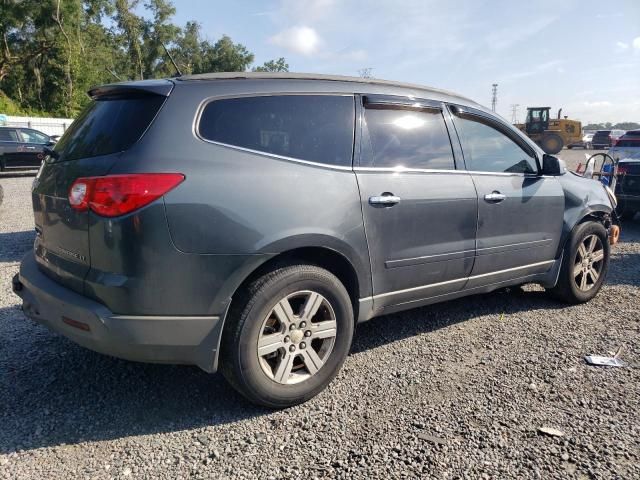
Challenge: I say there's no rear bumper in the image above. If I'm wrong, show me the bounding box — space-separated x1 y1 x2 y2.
12 252 222 372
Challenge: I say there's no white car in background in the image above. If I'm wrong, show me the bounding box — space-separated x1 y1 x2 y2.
568 132 594 149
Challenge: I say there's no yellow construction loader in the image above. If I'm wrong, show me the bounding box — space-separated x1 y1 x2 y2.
515 107 582 154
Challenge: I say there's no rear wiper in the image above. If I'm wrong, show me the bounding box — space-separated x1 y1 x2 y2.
43 146 59 160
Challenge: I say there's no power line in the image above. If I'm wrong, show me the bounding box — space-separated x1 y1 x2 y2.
491 83 498 112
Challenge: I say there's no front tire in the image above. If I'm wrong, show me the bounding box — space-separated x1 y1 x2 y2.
541 133 564 154
220 264 354 408
547 222 609 304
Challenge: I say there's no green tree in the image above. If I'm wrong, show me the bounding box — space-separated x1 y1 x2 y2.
141 0 180 78
0 0 286 116
253 57 289 72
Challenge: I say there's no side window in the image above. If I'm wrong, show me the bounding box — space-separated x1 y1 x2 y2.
0 129 18 142
20 130 48 144
454 116 537 174
362 106 455 169
198 95 355 167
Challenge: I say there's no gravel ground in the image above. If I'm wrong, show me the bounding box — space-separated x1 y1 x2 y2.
1 153 639 479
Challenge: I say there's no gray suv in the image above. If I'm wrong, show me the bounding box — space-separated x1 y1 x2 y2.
13 73 618 407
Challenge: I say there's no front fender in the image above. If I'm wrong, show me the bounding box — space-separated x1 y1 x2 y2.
556 172 613 257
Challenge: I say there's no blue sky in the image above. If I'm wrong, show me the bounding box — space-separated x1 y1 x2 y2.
163 0 640 123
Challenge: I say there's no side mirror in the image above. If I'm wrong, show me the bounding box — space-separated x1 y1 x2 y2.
542 154 563 176
46 139 57 146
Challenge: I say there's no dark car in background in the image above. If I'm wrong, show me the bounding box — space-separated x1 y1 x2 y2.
610 130 640 220
591 130 612 149
12 73 618 407
0 126 53 171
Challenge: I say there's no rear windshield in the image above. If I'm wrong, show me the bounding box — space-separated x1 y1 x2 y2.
51 94 165 162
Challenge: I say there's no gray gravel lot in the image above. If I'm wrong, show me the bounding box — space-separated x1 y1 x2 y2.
1 150 639 479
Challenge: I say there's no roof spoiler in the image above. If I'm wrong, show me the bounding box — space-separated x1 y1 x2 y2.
88 80 174 100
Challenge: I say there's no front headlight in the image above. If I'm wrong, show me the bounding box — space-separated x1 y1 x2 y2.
604 185 617 208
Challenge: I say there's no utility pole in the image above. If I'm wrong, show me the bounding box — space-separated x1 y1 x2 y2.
510 104 520 124
491 83 498 112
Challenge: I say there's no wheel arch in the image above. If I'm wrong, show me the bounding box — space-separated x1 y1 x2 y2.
210 243 370 371
556 208 612 258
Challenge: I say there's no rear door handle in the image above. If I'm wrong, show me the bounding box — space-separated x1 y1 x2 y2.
484 191 506 203
369 194 401 206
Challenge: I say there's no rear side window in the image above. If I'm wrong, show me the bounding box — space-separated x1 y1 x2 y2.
52 95 165 162
0 129 18 142
198 95 355 167
20 129 48 144
361 107 455 169
454 116 537 174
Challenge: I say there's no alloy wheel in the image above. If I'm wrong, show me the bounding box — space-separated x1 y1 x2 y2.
257 290 337 385
573 234 605 291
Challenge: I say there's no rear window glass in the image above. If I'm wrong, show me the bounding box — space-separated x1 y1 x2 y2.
0 129 18 142
51 95 165 162
198 95 355 167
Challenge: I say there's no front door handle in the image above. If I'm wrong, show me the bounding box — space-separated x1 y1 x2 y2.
369 193 401 206
484 191 506 203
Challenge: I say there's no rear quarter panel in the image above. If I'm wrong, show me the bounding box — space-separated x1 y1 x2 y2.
107 80 372 300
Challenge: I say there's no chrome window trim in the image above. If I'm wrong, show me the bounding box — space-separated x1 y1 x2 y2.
192 92 356 171
353 166 467 174
359 259 555 302
353 166 539 177
198 139 355 172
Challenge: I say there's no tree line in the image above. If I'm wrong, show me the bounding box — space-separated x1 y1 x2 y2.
583 122 640 131
0 0 288 118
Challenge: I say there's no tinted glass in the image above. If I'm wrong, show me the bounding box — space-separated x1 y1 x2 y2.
20 130 48 144
199 95 355 167
362 107 455 169
455 116 537 173
0 129 18 142
52 95 165 162
615 139 640 148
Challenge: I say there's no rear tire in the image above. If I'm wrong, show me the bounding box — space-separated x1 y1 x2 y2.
220 264 354 408
547 222 609 304
541 133 564 154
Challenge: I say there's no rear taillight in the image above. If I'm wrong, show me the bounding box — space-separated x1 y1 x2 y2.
68 173 185 217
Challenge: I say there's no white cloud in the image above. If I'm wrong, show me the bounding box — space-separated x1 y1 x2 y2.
616 41 629 50
633 37 640 50
487 16 557 50
270 26 322 56
280 0 336 22
583 101 612 108
502 59 563 82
